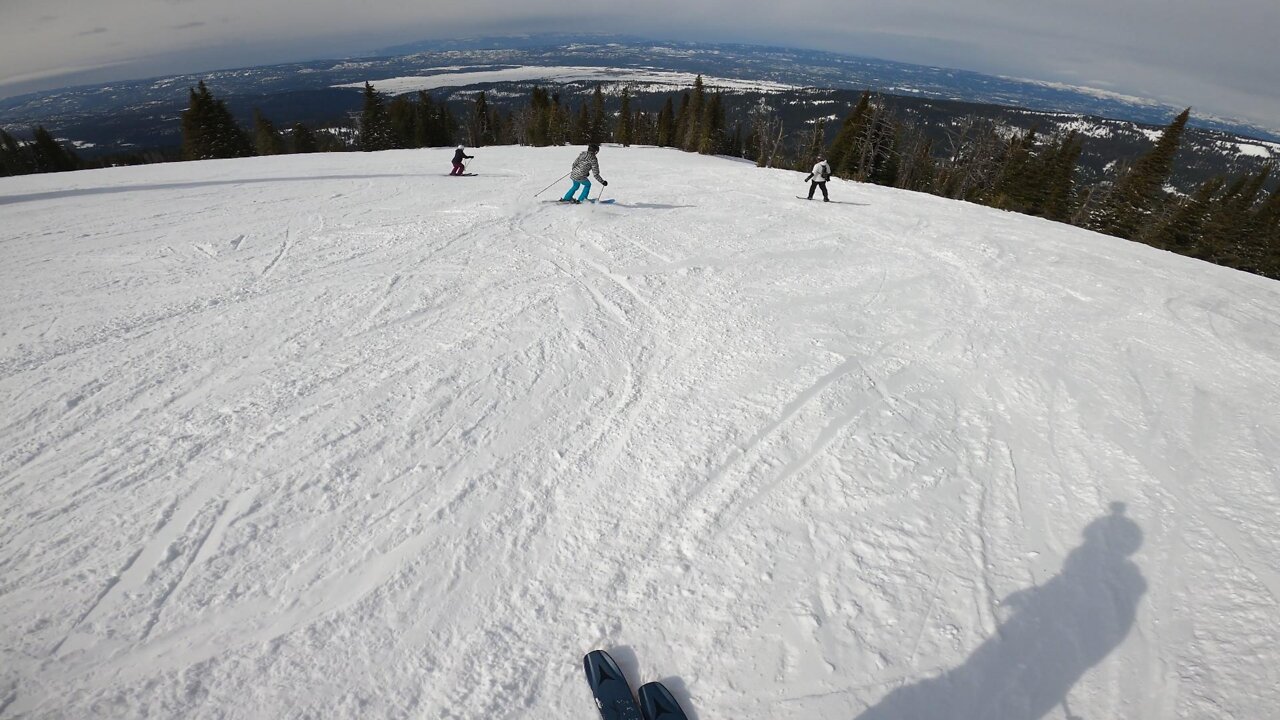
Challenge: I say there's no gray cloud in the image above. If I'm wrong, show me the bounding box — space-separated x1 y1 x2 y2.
76 27 108 37
1 0 1276 130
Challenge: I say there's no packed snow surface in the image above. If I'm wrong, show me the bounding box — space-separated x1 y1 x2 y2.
2 147 1279 719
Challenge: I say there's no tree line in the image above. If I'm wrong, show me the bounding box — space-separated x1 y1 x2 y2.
6 77 1276 279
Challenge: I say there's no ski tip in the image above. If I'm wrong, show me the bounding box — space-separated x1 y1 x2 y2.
583 649 624 684
638 682 689 720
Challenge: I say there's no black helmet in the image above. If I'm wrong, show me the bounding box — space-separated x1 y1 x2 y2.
588 143 600 153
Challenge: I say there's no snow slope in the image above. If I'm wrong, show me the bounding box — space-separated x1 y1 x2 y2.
2 147 1278 719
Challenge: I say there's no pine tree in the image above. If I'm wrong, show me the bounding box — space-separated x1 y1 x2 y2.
1041 132 1083 221
359 82 395 151
828 93 872 178
674 93 690 150
616 87 634 147
529 87 552 146
253 110 284 156
1143 176 1224 253
571 103 590 145
181 81 252 160
590 85 608 144
1090 108 1191 239
656 96 675 147
682 76 706 151
290 123 317 153
0 129 25 176
28 126 80 173
698 92 725 155
388 95 416 148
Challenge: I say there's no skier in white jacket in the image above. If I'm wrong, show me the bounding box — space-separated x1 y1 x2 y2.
804 155 832 202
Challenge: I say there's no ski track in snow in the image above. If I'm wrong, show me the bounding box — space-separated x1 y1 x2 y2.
1 147 1279 719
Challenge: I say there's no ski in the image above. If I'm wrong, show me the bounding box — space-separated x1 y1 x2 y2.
584 650 643 720
543 198 616 205
638 682 689 720
448 173 478 176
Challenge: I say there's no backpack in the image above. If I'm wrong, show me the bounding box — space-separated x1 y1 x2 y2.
821 162 831 181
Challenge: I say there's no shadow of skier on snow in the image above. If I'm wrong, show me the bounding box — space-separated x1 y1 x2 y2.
855 502 1146 720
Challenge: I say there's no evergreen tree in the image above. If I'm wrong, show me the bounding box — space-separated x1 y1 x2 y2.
529 87 552 146
359 82 395 151
682 76 706 151
388 95 417 148
828 92 872 178
0 129 25 176
253 110 285 156
616 87 634 147
673 93 690 149
1041 132 1083 221
1090 108 1191 238
1197 166 1271 269
698 92 726 155
419 90 440 147
571 103 590 145
290 123 318 154
590 85 608 144
1143 176 1224 253
467 91 498 146
549 93 569 146
656 96 675 147
181 81 252 160
28 126 80 173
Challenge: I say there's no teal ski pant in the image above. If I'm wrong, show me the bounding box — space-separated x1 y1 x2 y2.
563 179 591 201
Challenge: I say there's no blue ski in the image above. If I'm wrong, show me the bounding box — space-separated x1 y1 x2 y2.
584 650 643 720
638 682 689 720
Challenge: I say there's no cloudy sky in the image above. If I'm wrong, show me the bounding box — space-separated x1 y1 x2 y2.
2 0 1277 128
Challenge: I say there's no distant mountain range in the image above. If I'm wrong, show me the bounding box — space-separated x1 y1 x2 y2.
1 33 1276 185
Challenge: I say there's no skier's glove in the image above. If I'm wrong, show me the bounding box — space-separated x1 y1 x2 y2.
601 180 608 186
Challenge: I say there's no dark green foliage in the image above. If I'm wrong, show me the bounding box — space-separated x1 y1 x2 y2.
657 97 675 147
1041 132 1083 221
698 92 726 155
181 81 252 160
388 96 416 149
290 124 317 153
674 93 690 150
590 85 608 145
571 104 590 145
828 93 871 177
528 87 554 146
1090 108 1191 238
616 87 634 147
253 110 285 156
682 77 705 152
1 128 34 176
468 91 500 146
1143 176 1225 253
359 82 395 151
364 92 394 149
27 126 81 173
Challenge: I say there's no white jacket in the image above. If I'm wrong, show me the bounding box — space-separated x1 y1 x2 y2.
807 161 831 182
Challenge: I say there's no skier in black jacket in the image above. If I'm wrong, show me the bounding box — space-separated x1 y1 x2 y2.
451 145 473 176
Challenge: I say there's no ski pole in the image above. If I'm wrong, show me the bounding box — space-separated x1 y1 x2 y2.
534 172 570 198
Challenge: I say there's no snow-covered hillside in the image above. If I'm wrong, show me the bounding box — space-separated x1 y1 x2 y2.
2 147 1278 719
